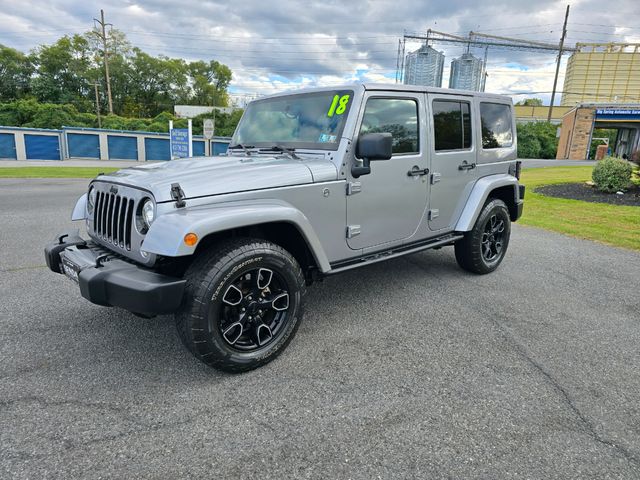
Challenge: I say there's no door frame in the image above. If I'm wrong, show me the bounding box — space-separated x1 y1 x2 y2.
345 90 431 252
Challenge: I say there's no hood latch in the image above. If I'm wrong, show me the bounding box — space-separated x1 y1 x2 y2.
170 183 186 208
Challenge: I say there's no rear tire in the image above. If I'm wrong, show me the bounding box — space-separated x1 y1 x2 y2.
455 198 511 274
175 238 306 373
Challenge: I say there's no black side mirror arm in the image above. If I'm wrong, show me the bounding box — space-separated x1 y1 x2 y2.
351 158 371 178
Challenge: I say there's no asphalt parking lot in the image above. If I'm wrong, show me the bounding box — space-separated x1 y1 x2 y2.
1 178 639 479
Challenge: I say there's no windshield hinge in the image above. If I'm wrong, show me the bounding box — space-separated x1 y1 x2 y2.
170 183 186 208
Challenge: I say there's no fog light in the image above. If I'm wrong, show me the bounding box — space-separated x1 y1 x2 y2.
184 233 198 247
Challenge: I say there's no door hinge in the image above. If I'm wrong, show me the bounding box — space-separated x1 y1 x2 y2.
346 181 362 196
431 172 441 185
346 225 361 238
428 209 439 220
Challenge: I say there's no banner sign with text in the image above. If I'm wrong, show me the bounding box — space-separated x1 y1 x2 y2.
170 128 190 158
595 109 640 121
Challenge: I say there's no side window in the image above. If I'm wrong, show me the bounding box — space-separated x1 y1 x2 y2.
480 103 513 149
359 98 419 155
432 100 472 151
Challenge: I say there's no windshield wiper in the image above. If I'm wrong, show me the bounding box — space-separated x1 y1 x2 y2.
259 145 299 160
228 144 255 155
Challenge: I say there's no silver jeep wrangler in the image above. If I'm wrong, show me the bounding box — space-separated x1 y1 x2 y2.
45 84 524 372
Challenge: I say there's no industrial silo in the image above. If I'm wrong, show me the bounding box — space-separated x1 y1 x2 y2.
449 52 485 91
404 45 445 87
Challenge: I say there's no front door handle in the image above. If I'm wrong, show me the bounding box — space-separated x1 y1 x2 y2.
408 165 430 177
458 161 476 171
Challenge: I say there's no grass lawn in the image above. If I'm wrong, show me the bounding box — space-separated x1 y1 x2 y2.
520 166 640 251
0 167 119 178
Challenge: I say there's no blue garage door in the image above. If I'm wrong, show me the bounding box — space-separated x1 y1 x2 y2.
145 137 170 161
192 140 205 157
24 134 61 160
0 133 17 159
108 135 137 160
68 133 100 159
212 141 229 156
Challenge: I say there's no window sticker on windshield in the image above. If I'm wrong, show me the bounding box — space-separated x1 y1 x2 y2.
318 133 338 143
327 94 350 117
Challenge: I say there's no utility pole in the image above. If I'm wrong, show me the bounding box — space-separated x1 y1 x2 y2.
94 82 102 128
548 5 570 122
93 9 114 114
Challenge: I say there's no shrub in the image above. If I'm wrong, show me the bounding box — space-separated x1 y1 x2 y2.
592 157 633 193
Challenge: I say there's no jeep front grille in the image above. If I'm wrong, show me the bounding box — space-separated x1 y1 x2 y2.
88 181 153 265
94 191 135 250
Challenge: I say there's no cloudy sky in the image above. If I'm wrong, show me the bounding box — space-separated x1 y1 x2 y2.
1 0 639 105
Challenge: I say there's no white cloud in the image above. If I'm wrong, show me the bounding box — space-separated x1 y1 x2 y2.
1 0 638 104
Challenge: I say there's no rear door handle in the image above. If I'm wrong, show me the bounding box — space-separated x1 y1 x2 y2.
408 166 430 177
458 161 476 171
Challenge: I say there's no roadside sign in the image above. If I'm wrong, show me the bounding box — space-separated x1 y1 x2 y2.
203 119 214 139
170 128 189 158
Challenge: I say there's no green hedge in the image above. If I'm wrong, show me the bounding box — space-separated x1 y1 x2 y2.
0 99 242 137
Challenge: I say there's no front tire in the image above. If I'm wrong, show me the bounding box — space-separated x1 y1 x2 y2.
175 238 306 373
455 198 511 274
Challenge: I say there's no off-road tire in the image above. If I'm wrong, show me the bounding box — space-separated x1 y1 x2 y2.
455 198 511 274
175 238 306 373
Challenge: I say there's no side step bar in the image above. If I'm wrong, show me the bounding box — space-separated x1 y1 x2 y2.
327 234 464 275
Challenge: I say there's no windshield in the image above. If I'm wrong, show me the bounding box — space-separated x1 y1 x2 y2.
232 90 354 151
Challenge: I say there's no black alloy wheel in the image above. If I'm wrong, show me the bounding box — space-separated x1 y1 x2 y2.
218 267 292 351
455 198 511 274
481 213 506 263
176 238 305 373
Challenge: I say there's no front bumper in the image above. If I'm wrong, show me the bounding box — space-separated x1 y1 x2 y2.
45 231 186 316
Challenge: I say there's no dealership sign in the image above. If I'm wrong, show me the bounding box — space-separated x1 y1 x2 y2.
595 108 640 120
170 128 190 158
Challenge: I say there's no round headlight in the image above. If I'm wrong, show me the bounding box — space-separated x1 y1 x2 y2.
142 199 155 228
87 188 96 215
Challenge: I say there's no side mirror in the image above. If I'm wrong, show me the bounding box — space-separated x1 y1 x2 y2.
352 133 393 178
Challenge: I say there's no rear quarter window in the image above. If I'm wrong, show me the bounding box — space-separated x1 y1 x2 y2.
432 100 472 151
480 103 513 149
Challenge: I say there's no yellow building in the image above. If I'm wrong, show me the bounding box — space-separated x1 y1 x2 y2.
514 105 572 123
561 43 640 107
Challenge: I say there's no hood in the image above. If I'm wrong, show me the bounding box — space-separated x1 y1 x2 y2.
96 154 338 202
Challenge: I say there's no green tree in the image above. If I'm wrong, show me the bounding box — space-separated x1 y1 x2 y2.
0 45 33 101
125 48 189 117
516 98 544 106
188 60 232 107
85 28 133 117
1 30 235 125
516 122 558 159
30 35 93 111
